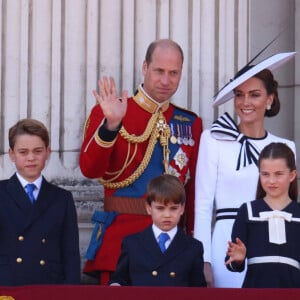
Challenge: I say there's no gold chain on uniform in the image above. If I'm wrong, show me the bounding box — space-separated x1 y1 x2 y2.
119 112 158 143
99 111 170 189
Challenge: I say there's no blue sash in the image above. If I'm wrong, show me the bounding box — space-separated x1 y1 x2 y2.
114 107 196 197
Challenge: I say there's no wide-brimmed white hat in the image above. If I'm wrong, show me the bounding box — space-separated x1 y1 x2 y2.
213 51 296 107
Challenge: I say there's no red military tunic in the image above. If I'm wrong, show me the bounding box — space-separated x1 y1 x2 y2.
80 85 202 284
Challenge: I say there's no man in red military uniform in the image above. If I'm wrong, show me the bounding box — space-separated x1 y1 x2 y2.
80 39 203 284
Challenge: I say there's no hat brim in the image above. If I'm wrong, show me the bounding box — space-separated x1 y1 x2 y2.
213 51 296 107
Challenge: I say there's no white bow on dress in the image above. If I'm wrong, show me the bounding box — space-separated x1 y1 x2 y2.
259 210 292 244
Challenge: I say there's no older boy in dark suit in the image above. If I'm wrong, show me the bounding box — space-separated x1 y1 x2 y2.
109 174 206 287
0 119 80 286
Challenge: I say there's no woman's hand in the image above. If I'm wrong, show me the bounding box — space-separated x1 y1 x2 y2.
203 262 215 287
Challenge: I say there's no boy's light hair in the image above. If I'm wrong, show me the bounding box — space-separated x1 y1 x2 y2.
9 119 50 149
146 174 186 205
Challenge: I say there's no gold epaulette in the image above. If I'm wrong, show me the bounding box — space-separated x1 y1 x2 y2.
172 103 199 119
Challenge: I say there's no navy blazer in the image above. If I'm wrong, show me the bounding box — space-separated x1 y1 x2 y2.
0 174 81 286
110 225 206 287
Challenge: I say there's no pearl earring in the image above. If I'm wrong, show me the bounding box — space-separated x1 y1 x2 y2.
267 105 271 110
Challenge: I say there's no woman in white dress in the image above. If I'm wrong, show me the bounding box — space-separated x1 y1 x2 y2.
193 52 296 287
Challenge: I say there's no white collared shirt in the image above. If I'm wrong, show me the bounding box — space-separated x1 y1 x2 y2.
152 224 177 250
16 172 43 200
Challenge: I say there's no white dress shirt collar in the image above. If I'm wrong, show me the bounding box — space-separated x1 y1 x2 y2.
16 172 43 198
152 223 177 245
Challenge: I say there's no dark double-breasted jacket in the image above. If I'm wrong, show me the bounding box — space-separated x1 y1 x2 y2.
110 225 207 287
0 174 81 286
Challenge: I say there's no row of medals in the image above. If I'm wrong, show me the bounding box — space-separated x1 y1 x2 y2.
170 123 195 146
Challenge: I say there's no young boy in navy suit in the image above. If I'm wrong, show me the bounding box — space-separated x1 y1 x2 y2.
0 119 81 286
109 174 206 287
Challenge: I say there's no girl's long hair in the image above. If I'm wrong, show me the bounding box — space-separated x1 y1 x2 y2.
256 142 298 200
